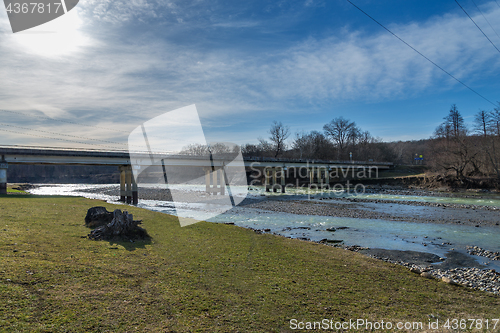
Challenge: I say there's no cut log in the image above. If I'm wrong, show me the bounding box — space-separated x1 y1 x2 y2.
87 208 149 241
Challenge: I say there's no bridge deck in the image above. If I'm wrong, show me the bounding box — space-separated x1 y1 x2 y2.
0 146 393 169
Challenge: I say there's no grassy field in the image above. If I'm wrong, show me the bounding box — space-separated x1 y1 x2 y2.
0 195 498 332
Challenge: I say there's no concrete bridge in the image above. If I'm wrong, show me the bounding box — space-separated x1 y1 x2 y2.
0 146 393 203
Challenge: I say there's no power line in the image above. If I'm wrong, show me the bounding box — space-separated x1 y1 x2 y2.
470 0 500 41
0 122 129 147
0 108 202 146
345 0 498 107
455 0 500 55
0 122 176 153
0 143 127 152
0 127 121 150
0 109 130 134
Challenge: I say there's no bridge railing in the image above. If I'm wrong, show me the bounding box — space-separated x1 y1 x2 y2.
242 156 393 166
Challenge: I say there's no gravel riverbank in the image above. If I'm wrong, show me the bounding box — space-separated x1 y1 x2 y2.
241 196 500 227
360 249 500 294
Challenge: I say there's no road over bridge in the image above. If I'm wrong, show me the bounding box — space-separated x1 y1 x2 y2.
0 146 393 203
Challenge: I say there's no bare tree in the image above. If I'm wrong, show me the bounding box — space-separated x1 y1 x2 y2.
180 143 210 156
430 136 478 180
292 131 332 160
435 105 467 139
323 117 356 159
432 105 477 180
180 143 234 156
473 110 491 137
476 107 500 180
347 125 361 146
355 130 373 160
269 121 290 158
445 104 467 138
490 106 500 136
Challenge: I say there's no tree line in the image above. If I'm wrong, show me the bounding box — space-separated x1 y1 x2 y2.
241 119 397 163
182 103 499 183
430 103 500 181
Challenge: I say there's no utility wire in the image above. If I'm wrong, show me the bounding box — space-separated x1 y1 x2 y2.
470 0 500 41
0 122 175 154
0 122 129 147
0 127 122 150
455 0 500 55
0 127 160 154
0 108 202 145
0 143 127 152
0 109 130 134
345 0 498 107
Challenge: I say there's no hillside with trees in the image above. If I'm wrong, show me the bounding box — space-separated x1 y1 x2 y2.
241 103 500 189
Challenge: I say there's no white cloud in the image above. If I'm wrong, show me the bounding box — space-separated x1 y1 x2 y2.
1 0 499 147
258 6 500 102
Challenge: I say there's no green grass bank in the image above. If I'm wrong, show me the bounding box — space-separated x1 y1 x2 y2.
0 195 498 332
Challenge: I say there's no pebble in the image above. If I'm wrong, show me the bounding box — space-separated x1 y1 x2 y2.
368 253 500 294
466 245 500 260
441 276 456 285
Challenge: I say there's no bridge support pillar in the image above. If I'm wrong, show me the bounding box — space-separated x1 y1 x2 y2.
119 166 126 202
119 165 137 204
264 167 285 193
219 168 225 195
0 155 7 195
204 167 225 195
205 168 211 193
265 167 271 192
280 167 286 193
132 177 138 205
272 167 277 193
125 166 132 204
318 167 329 189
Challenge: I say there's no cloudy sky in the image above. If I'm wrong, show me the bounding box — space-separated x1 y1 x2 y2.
1 0 499 150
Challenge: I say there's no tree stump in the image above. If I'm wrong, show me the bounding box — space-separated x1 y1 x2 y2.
87 208 149 241
85 206 113 228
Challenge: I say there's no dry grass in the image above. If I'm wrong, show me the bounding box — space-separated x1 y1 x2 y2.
0 195 498 332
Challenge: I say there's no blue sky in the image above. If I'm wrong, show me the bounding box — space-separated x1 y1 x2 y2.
1 0 499 149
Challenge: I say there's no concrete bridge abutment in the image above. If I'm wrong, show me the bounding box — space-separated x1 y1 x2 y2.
204 167 226 195
119 165 138 205
264 166 286 193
